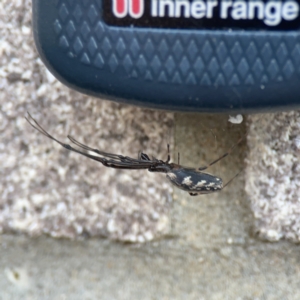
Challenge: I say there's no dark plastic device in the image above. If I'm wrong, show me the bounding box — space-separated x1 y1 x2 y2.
32 0 300 112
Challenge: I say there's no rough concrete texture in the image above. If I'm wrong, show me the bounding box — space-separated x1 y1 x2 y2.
1 234 300 300
172 114 251 248
0 0 173 242
246 113 300 242
1 113 300 299
1 0 300 245
2 0 300 299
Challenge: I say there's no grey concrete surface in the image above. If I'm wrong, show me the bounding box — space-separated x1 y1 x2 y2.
0 0 174 242
2 0 300 298
172 114 251 248
1 229 300 299
246 113 300 242
2 113 300 299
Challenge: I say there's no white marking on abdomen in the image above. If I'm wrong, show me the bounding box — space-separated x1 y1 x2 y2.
195 180 207 187
182 176 193 186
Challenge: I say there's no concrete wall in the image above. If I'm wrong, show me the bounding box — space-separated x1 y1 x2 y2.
1 0 300 299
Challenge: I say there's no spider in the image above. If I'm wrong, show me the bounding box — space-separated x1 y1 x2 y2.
25 112 243 196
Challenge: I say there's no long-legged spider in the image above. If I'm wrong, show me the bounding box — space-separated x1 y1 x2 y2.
26 112 243 196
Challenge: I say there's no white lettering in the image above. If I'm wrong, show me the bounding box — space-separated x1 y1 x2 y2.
220 1 233 19
231 1 247 19
159 0 175 17
206 0 218 18
149 0 300 27
282 1 299 21
248 0 264 19
175 0 190 17
191 1 206 18
265 1 282 26
152 0 158 16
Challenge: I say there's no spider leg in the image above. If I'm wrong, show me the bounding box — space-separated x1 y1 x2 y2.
25 112 155 170
222 170 243 190
67 135 161 167
198 134 246 171
165 144 171 163
67 135 146 164
198 153 229 171
68 135 126 160
138 151 142 160
139 152 151 161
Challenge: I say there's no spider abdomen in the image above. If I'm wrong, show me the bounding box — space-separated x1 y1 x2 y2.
166 168 223 195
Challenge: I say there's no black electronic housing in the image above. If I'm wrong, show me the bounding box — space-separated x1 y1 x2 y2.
33 0 300 112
